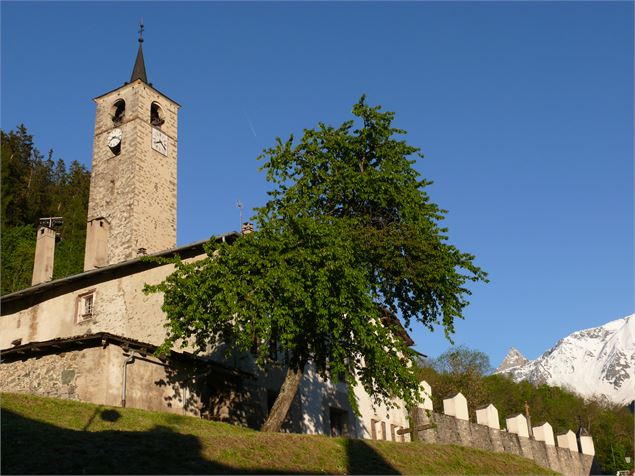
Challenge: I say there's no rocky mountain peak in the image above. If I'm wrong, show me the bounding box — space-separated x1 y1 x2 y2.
495 347 529 373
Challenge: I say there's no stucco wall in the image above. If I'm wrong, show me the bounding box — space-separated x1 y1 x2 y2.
0 259 191 350
352 379 411 442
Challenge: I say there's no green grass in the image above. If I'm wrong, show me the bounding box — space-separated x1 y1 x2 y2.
1 393 556 475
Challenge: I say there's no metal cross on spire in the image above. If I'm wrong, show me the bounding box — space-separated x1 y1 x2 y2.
130 20 148 83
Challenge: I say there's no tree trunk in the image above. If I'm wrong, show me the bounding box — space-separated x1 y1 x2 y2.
260 365 305 432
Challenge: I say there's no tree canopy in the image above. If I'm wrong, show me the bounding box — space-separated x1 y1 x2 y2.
431 345 492 376
418 345 492 417
146 97 487 431
1 125 91 294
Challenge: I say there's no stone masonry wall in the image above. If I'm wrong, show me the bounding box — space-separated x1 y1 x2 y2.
87 80 178 268
415 409 594 476
0 343 257 425
0 348 92 401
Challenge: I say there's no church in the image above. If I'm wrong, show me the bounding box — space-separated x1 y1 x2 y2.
0 33 413 440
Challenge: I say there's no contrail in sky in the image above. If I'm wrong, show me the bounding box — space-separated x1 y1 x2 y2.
244 112 257 138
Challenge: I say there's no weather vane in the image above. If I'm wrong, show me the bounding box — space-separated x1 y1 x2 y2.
236 200 244 229
138 19 144 43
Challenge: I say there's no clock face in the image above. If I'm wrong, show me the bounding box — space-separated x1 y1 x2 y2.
107 128 122 148
151 128 168 156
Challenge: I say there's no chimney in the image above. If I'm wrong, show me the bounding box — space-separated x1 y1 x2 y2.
241 222 254 235
84 217 110 271
32 226 56 285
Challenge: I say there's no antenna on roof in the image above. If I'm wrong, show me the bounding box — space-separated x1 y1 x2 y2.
236 200 244 230
39 217 63 229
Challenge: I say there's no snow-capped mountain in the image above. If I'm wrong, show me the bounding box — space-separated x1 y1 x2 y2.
496 314 635 405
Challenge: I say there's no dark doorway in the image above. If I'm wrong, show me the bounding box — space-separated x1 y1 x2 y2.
329 407 349 437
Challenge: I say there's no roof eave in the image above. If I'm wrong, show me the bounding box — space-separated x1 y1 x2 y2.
0 232 239 305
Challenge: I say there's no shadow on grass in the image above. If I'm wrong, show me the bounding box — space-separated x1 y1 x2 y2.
2 409 303 475
2 408 402 475
82 406 121 430
345 438 400 475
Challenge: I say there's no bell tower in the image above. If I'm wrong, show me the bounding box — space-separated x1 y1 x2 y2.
84 24 180 270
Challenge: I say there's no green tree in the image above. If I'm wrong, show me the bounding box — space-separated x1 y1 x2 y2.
1 126 91 294
0 225 36 294
432 345 491 376
417 346 492 415
52 160 91 279
146 97 487 432
1 126 38 229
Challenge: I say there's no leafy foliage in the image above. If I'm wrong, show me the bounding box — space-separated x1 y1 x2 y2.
147 97 487 424
1 125 91 294
257 97 487 336
431 345 491 376
418 346 492 416
0 225 36 294
417 348 634 475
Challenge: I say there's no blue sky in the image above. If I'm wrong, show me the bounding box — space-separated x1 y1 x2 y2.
2 1 633 367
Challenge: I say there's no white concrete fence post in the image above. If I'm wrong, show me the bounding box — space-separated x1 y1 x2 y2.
578 435 595 455
533 422 555 446
556 430 577 451
419 380 433 411
476 403 500 429
443 392 469 421
505 414 529 438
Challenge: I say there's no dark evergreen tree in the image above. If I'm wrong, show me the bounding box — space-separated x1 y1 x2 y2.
1 126 91 294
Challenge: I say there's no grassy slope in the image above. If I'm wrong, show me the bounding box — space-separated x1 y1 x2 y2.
1 393 556 475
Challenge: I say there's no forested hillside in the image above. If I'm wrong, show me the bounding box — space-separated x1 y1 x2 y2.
1 125 91 294
418 347 634 475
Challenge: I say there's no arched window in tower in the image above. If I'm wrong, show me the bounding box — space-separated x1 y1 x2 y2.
111 99 126 126
150 102 165 127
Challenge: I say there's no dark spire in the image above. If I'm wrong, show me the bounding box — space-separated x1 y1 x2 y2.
130 20 148 83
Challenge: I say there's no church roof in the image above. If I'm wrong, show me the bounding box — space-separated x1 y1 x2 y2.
130 40 148 83
130 21 148 83
0 232 239 311
93 79 181 108
0 331 252 377
93 25 180 106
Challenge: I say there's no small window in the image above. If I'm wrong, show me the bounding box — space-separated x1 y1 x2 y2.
111 99 125 125
77 291 96 322
150 102 165 127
